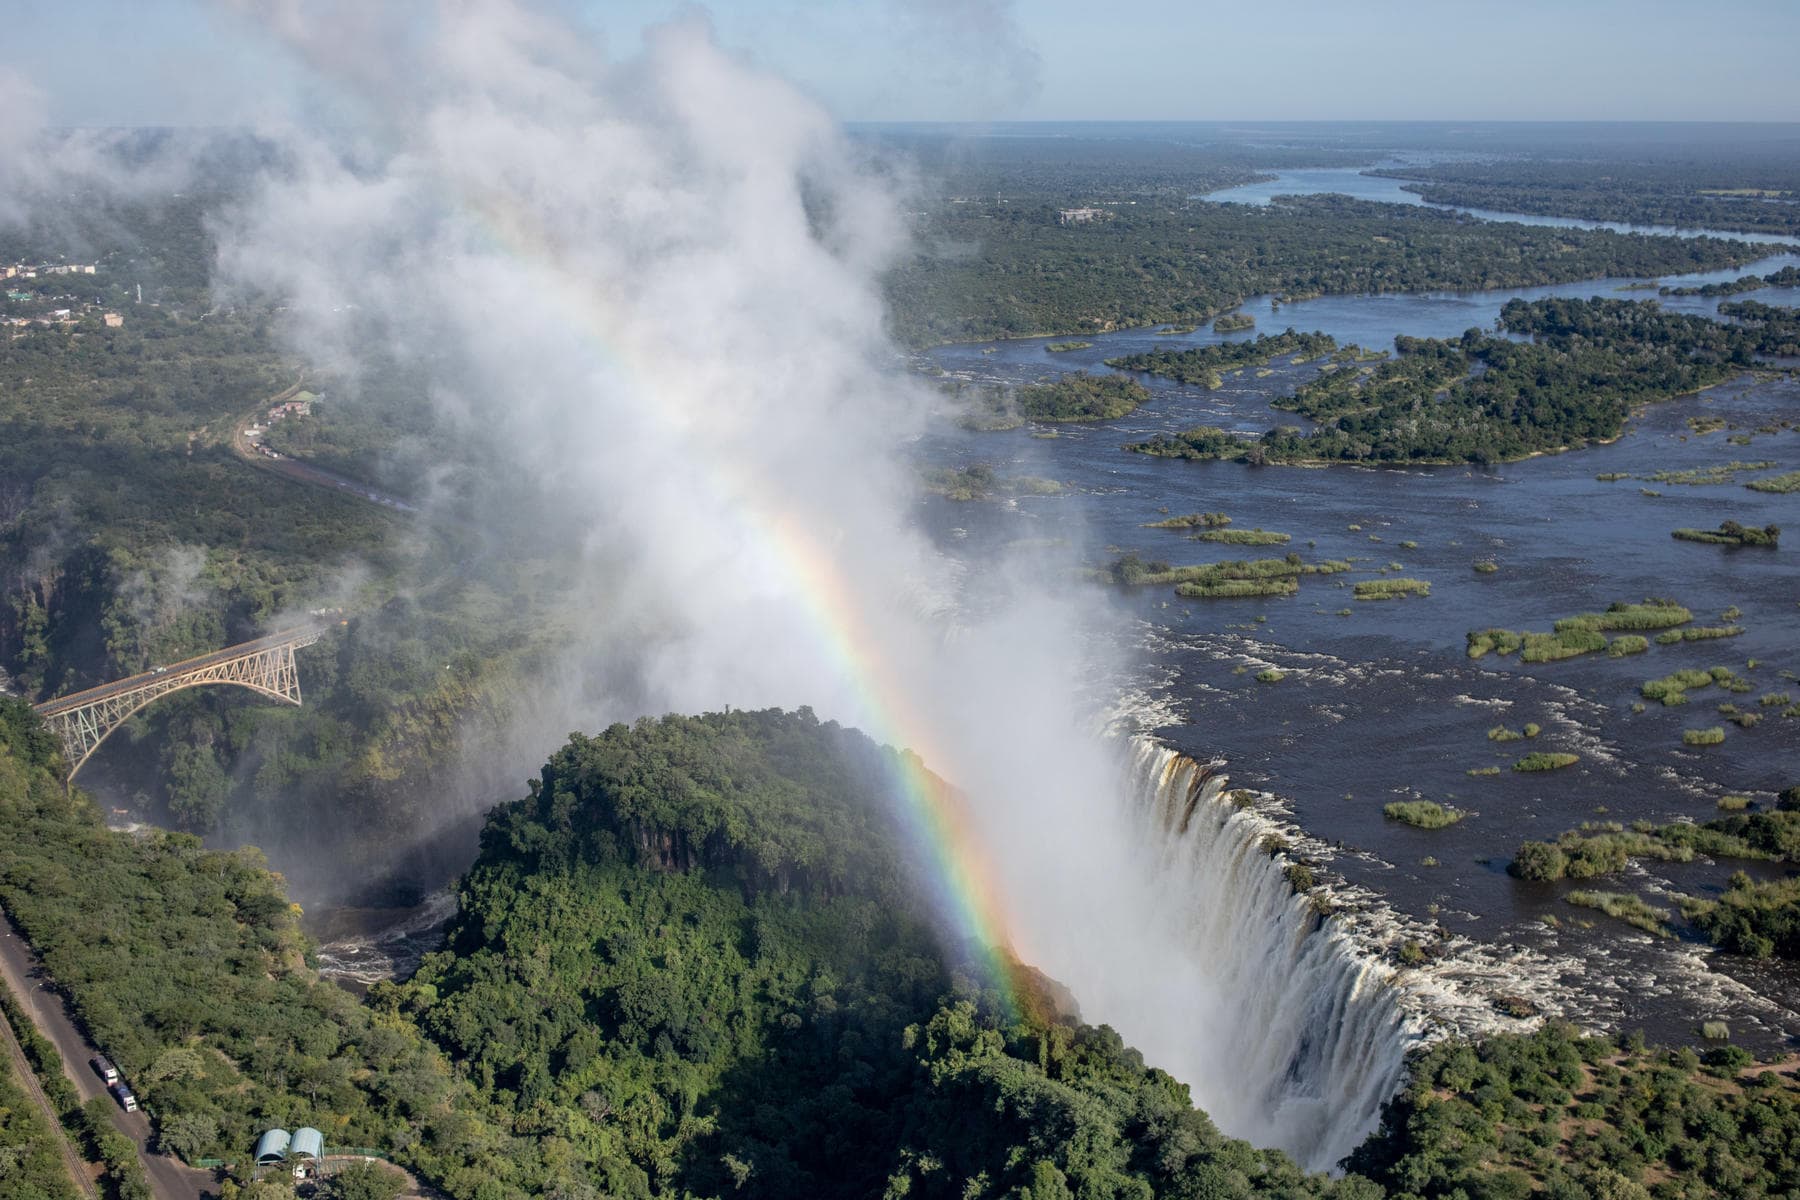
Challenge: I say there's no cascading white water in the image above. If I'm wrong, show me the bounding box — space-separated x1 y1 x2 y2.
1102 739 1423 1171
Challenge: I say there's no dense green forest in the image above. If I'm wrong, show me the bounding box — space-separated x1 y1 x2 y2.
1371 160 1800 237
1128 297 1799 466
0 697 505 1178
885 193 1763 346
1349 1021 1800 1200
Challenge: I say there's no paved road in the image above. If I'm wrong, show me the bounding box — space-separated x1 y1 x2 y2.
231 385 417 515
0 981 98 1197
0 908 215 1200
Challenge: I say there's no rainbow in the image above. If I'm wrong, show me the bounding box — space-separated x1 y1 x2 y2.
464 195 1035 1012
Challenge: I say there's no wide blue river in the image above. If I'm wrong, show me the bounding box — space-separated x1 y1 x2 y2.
921 200 1800 1048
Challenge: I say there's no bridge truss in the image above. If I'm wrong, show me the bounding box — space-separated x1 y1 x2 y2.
33 627 325 779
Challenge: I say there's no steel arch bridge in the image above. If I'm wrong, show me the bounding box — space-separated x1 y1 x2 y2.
32 626 326 779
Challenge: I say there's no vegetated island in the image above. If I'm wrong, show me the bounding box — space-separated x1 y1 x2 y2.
1383 800 1466 829
1672 520 1780 547
1510 798 1800 960
1142 511 1231 529
1101 551 1350 598
1192 527 1289 546
1045 340 1092 352
1125 297 1800 466
1662 266 1800 297
1747 469 1800 494
922 463 1063 501
1105 329 1340 388
1211 312 1256 332
1467 599 1692 663
1015 370 1150 421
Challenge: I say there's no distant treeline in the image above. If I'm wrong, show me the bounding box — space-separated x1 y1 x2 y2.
884 193 1762 346
1372 159 1800 237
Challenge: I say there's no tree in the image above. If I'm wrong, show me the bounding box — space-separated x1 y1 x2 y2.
329 1161 405 1200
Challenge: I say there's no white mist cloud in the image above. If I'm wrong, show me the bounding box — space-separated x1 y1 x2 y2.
207 0 1176 1032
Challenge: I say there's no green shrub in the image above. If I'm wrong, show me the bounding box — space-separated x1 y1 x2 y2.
1683 727 1727 746
1255 668 1285 683
1510 841 1569 881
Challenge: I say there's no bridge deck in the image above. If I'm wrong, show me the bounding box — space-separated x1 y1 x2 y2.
33 626 326 717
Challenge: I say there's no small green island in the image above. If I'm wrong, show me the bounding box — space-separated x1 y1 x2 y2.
1383 800 1466 829
1672 520 1780 547
1015 370 1150 421
1045 340 1093 352
922 464 1063 501
1467 600 1692 663
1212 312 1256 332
1102 551 1351 598
1143 511 1231 529
1192 527 1290 546
1106 329 1338 388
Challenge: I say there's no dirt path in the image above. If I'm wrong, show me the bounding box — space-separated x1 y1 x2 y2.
0 981 99 1198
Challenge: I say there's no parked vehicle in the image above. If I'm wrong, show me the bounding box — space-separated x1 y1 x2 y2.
110 1082 136 1113
89 1055 119 1085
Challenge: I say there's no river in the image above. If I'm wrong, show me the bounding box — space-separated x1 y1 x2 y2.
1206 164 1800 247
919 229 1800 1053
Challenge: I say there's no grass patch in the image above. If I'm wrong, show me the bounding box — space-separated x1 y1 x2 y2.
1045 340 1092 352
1255 669 1285 683
1683 727 1727 746
1609 635 1650 656
1467 766 1502 777
1473 559 1499 573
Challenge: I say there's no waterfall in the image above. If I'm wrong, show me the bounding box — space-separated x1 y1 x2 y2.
1091 739 1425 1171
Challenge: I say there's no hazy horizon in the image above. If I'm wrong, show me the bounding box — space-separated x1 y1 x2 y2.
9 0 1800 127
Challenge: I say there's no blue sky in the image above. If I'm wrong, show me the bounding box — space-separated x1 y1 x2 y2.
10 0 1800 125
